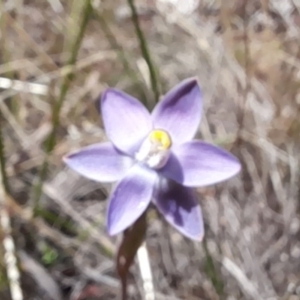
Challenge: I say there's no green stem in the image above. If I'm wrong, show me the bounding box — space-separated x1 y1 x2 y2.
93 11 149 106
94 12 136 80
0 113 9 193
32 0 92 214
202 237 225 297
127 0 160 102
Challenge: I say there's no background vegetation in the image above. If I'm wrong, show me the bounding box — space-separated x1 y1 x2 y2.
0 0 300 299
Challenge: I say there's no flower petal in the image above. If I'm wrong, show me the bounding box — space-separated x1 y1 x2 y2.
101 88 152 154
107 165 157 235
64 142 133 182
153 179 204 240
160 141 241 187
151 78 202 144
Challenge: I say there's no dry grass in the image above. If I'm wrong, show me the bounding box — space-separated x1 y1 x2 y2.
0 0 300 299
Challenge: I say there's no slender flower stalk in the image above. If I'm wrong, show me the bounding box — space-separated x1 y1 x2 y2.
127 0 160 102
64 78 241 240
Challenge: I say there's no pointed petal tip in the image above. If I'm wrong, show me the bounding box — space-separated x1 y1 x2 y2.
101 87 117 106
62 148 83 164
171 224 205 241
180 77 201 90
188 229 205 242
226 155 242 178
197 231 205 242
106 214 128 236
184 76 199 84
106 224 120 236
62 152 75 165
186 233 205 242
181 76 201 90
101 87 125 110
101 87 118 98
62 154 69 163
63 147 86 162
235 159 242 173
176 224 205 241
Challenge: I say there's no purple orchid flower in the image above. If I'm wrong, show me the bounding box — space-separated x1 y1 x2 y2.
64 78 241 240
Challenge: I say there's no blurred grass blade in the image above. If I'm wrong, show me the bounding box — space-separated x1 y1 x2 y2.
92 11 149 105
0 114 23 300
18 251 63 300
0 77 48 95
0 113 9 193
116 213 147 300
203 237 224 296
32 0 93 214
127 0 160 103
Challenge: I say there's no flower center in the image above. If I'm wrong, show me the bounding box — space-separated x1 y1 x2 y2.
135 129 172 169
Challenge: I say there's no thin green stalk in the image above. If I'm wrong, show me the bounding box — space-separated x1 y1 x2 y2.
0 113 9 193
202 237 225 297
127 0 160 102
94 12 139 82
93 11 149 105
32 0 92 214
